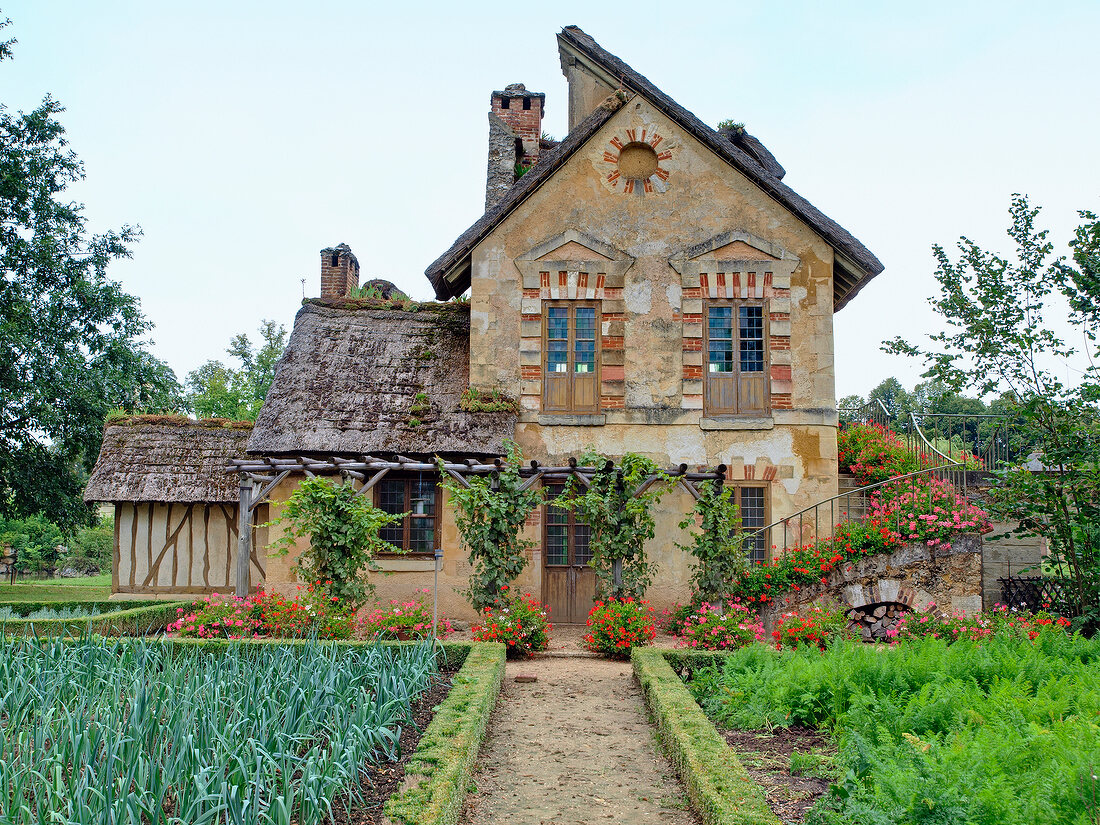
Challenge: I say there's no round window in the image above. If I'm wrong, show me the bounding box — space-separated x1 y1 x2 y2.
616 141 659 180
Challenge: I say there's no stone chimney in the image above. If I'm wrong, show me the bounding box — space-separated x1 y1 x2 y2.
320 243 359 298
485 83 545 210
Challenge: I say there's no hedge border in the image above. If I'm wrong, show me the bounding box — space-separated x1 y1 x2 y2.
0 599 163 616
0 601 186 637
384 641 505 825
632 647 780 825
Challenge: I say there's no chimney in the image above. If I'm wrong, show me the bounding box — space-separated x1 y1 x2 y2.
319 243 360 298
485 83 545 210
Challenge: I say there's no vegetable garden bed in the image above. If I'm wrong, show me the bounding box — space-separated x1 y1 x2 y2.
0 637 504 825
0 599 183 636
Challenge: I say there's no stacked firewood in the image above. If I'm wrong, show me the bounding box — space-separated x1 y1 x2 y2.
846 601 911 642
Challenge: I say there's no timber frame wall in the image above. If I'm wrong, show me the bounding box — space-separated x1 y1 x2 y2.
113 501 267 596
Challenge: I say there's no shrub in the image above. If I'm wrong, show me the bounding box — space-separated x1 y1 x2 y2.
268 476 402 607
0 514 64 574
470 590 551 657
837 421 919 484
584 597 656 659
358 588 455 640
660 601 696 636
676 599 765 651
60 522 113 573
772 604 851 650
168 583 355 640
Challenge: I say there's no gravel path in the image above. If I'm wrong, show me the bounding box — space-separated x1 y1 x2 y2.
459 656 698 825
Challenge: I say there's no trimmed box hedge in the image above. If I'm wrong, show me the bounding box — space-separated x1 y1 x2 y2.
384 642 505 825
0 599 163 616
632 647 780 825
0 600 185 637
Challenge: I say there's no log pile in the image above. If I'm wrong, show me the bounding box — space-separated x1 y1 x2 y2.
846 601 912 642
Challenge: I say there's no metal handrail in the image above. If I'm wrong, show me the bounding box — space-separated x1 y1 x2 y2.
837 397 892 428
743 462 967 556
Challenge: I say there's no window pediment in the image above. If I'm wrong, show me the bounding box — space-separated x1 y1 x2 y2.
516 230 634 293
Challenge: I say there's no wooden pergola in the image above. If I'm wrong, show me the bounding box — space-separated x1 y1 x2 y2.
226 454 727 597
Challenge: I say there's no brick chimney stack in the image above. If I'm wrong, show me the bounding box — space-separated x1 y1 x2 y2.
485 84 546 210
492 83 545 167
320 243 360 298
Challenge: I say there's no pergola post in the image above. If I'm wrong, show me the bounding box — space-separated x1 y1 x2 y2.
236 478 253 598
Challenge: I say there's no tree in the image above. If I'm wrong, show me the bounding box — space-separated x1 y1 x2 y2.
185 320 287 420
0 18 180 528
885 195 1100 629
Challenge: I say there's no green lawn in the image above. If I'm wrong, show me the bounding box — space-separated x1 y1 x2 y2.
0 572 112 602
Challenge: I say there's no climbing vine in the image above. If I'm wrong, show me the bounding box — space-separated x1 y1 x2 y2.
561 450 672 599
439 441 541 612
676 479 748 603
268 476 402 607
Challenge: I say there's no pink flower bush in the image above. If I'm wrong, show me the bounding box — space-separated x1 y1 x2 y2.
676 599 765 650
869 475 991 549
890 602 1072 644
357 588 454 640
167 582 355 640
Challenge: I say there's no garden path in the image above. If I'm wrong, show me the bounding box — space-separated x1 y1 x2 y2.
459 655 698 825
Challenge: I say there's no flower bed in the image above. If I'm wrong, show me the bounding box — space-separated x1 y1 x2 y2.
358 589 455 640
585 597 656 658
470 591 551 657
771 605 851 650
168 583 355 640
729 476 990 607
891 603 1072 643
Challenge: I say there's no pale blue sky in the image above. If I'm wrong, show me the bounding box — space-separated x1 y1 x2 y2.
5 1 1098 399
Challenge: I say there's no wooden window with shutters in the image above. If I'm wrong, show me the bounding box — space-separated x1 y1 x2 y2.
704 301 769 415
375 475 441 556
543 301 600 414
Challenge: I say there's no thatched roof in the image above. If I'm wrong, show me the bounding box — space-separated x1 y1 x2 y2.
246 299 516 457
85 419 252 503
425 26 884 310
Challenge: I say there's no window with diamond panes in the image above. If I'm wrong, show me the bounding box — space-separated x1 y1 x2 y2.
543 301 600 414
736 485 768 564
544 484 592 566
704 302 768 415
376 475 440 555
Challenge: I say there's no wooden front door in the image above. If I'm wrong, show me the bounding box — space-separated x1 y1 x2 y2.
542 485 596 624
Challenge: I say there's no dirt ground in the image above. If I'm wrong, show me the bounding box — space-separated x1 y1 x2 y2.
459 656 699 825
720 727 835 824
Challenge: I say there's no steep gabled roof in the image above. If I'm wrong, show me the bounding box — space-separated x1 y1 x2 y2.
85 418 252 503
425 26 884 310
246 300 515 457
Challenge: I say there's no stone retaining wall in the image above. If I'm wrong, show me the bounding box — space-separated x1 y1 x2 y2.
761 534 983 629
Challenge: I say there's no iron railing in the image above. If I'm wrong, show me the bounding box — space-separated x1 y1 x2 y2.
744 463 968 555
906 412 1016 475
837 398 892 428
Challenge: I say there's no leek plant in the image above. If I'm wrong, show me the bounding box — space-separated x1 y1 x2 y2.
0 636 438 824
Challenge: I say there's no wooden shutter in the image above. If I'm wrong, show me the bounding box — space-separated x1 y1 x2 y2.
543 302 600 414
737 304 768 414
705 302 769 415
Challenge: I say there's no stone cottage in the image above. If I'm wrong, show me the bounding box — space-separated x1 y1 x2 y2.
89 27 886 621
